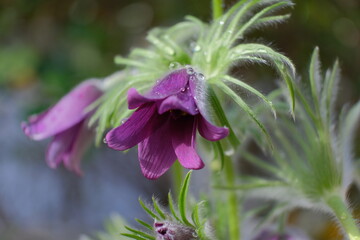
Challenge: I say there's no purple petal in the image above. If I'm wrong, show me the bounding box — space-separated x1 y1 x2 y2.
46 120 93 175
22 80 102 140
171 116 204 170
106 103 160 151
46 125 78 169
62 120 95 175
157 87 198 115
127 69 190 110
127 88 160 110
147 69 189 98
198 115 229 141
138 117 177 179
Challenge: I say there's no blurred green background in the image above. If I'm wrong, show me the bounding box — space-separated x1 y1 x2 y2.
1 0 358 98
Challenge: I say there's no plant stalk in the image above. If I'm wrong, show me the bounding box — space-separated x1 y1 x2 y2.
172 161 183 198
326 195 360 240
212 0 224 19
224 155 240 240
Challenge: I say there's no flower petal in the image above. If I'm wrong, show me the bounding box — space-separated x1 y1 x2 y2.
198 115 229 141
138 117 177 179
171 116 204 170
63 120 95 175
46 120 93 175
22 80 102 140
127 88 160 109
147 69 189 99
106 103 160 151
157 88 198 115
46 124 80 169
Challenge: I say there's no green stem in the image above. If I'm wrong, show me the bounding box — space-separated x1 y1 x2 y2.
212 0 223 19
224 155 240 240
172 161 183 198
326 195 360 240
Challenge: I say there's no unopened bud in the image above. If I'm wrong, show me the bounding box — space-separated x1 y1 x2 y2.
154 221 198 240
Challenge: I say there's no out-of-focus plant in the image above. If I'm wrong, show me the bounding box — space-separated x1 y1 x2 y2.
235 47 360 240
79 214 128 240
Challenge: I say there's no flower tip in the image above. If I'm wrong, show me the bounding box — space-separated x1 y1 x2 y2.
21 121 30 135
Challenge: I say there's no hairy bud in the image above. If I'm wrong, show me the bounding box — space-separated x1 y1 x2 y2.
154 221 198 240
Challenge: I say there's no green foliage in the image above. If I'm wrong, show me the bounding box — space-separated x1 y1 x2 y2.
213 48 360 240
235 48 343 206
79 214 128 240
121 171 211 240
89 0 296 147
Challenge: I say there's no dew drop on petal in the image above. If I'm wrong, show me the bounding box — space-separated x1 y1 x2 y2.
121 118 129 124
180 87 186 93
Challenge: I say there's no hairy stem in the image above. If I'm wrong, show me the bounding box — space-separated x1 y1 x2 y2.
326 195 360 240
212 0 223 19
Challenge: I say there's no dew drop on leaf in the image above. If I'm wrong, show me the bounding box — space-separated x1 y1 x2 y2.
169 62 181 70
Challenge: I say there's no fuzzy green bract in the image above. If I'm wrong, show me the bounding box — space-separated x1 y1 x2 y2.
89 0 296 148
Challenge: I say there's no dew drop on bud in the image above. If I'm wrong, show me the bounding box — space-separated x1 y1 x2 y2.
103 138 107 144
186 66 195 75
189 76 196 81
196 73 205 81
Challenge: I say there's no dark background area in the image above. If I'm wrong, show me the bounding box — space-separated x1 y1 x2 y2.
0 0 358 239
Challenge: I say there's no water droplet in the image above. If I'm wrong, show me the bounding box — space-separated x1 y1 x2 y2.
103 138 107 144
195 108 199 112
258 49 267 53
196 73 205 81
186 66 195 75
224 147 234 156
180 87 186 93
189 76 196 81
219 21 225 25
121 118 129 124
192 232 198 238
340 214 347 220
190 42 201 52
169 62 181 70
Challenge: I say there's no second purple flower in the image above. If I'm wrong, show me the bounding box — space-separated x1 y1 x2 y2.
105 67 229 179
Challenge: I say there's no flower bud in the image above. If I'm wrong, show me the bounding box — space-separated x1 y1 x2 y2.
154 221 198 240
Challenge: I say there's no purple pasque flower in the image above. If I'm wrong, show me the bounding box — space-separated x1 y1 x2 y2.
22 79 102 175
105 67 229 179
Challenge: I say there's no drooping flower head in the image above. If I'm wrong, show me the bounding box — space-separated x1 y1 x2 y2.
22 79 103 175
106 67 229 179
